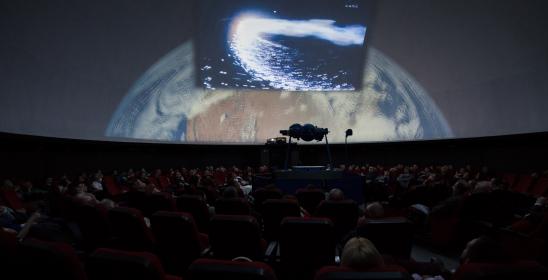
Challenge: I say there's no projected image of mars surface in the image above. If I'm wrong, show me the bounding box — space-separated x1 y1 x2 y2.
105 41 453 143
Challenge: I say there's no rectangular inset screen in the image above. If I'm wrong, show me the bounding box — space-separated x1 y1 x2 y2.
195 0 376 91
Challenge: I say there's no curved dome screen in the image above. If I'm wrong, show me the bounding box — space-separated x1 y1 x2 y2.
1 0 547 144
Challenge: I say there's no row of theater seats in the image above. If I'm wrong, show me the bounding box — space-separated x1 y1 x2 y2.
0 231 413 280
3 229 548 280
503 173 548 197
74 202 413 277
53 192 418 278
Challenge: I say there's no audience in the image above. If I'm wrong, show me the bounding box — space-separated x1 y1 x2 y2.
2 163 548 279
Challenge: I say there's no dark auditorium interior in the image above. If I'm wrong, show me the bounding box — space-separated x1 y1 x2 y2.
2 1 548 280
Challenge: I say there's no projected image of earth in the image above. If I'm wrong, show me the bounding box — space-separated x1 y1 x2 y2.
105 41 453 143
197 0 373 91
201 15 366 91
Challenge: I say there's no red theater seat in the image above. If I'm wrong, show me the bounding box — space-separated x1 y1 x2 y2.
316 200 360 239
296 188 325 214
513 174 534 193
261 199 301 241
187 258 277 280
87 248 181 280
74 202 111 251
209 215 266 260
356 217 414 259
108 207 156 251
176 195 211 233
158 176 171 190
453 261 548 280
315 265 409 280
214 197 251 215
144 192 177 217
150 211 208 275
0 229 19 277
252 188 283 213
0 188 25 212
102 176 124 197
529 176 548 197
279 217 336 278
19 238 87 280
501 173 517 189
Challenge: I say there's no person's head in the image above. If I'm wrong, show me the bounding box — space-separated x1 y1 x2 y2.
534 196 547 207
1 179 14 190
327 188 345 201
365 202 385 219
460 236 506 264
341 237 384 270
100 199 116 209
132 179 147 192
222 186 239 198
452 180 469 196
76 183 87 194
473 181 492 193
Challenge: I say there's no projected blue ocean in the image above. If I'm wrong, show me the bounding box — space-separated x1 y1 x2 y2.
198 5 370 91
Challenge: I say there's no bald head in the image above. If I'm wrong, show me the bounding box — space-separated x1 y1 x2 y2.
328 188 345 201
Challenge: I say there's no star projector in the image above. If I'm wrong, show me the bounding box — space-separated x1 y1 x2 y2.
280 123 329 142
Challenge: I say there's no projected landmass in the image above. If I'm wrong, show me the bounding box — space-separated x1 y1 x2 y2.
105 41 453 143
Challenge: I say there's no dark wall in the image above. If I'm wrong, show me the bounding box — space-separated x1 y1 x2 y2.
1 132 547 180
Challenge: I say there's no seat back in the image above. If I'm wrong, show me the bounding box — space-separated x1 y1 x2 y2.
108 207 155 251
209 215 264 260
19 238 87 280
102 176 122 197
530 176 548 197
316 200 359 239
144 192 176 217
74 203 111 251
453 261 548 280
150 211 204 274
252 188 283 213
356 217 413 259
158 176 171 190
279 217 336 270
513 174 533 193
187 258 277 280
87 248 174 280
501 173 517 189
0 189 25 211
262 199 301 240
176 195 210 233
296 188 325 214
315 265 410 280
214 198 251 215
126 191 149 215
0 229 20 278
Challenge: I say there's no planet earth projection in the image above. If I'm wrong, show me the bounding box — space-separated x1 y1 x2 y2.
105 41 453 143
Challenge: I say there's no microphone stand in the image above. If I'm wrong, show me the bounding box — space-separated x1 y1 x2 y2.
324 134 333 170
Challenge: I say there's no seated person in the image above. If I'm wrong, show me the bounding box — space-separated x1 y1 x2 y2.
327 188 345 201
460 235 507 264
357 202 384 226
341 237 384 270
